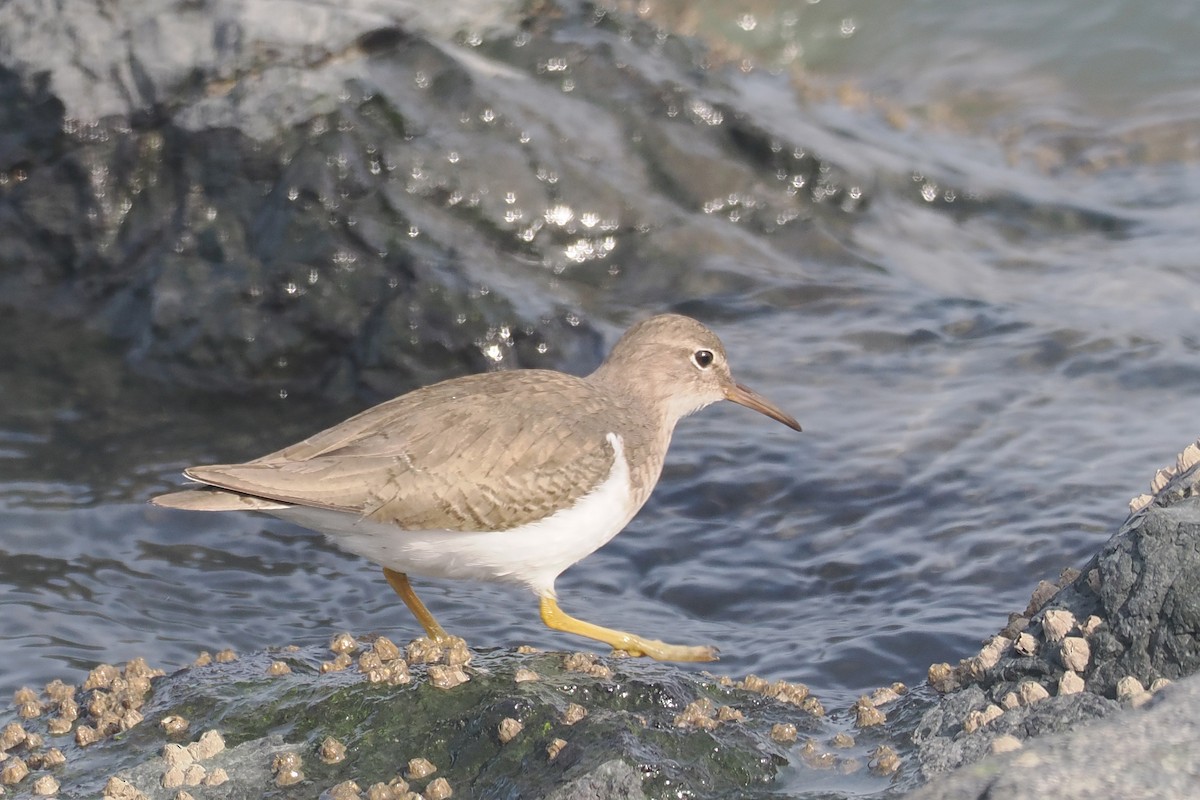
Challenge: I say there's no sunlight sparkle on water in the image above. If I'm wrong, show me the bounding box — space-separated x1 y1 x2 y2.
544 205 575 226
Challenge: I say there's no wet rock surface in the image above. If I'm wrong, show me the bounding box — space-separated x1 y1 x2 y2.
0 642 855 799
906 672 1200 800
908 444 1200 796
0 0 851 401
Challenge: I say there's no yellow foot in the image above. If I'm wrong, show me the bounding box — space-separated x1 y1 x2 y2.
539 596 718 662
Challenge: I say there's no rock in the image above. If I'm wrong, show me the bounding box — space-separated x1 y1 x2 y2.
561 703 587 726
868 683 907 706
426 665 469 690
769 723 797 743
496 718 523 745
187 730 225 761
914 689 1119 780
159 715 189 735
330 633 358 655
1024 581 1061 616
546 739 568 761
162 744 193 769
1041 610 1076 643
201 767 228 787
974 637 1010 671
31 774 59 795
83 665 120 692
0 0 717 401
404 757 436 780
869 745 901 776
1059 637 1091 673
513 668 539 683
182 763 205 786
0 756 29 785
1150 678 1173 693
0 642 828 798
0 723 26 751
271 751 304 787
988 735 1022 754
425 777 452 799
1080 498 1200 695
911 445 1200 790
371 636 401 662
328 781 361 800
927 663 958 694
103 776 147 799
1000 615 1030 639
28 749 65 770
1058 671 1086 696
962 704 1003 734
853 698 886 728
545 760 648 800
1116 676 1151 707
903 673 1200 799
673 699 720 731
318 736 347 764
1017 681 1050 705
161 766 185 789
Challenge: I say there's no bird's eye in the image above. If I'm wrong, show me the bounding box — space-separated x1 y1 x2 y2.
692 349 715 369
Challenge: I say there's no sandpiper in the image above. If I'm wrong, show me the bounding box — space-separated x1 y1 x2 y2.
152 313 801 661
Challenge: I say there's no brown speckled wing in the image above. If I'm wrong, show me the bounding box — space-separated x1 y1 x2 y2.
185 371 625 532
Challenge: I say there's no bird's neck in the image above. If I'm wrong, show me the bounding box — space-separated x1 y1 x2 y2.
585 365 680 507
586 360 682 430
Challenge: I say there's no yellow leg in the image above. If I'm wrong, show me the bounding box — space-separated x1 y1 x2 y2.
383 568 452 643
539 596 718 662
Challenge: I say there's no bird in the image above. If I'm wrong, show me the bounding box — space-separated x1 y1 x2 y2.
151 313 801 661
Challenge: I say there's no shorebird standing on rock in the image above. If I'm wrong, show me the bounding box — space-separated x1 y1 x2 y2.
153 314 801 661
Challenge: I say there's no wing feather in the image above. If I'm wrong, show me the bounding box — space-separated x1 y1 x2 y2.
184 371 626 532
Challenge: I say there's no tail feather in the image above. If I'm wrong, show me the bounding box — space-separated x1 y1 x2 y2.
150 488 291 512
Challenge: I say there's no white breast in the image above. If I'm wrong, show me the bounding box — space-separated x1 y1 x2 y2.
271 433 637 597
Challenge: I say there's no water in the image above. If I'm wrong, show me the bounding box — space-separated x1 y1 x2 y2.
2 0 1199 754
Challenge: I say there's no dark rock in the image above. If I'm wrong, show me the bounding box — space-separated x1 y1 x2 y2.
12 645 843 799
0 0 853 401
913 689 1118 778
926 484 1200 711
1081 499 1200 695
546 760 648 800
905 671 1200 800
910 449 1200 789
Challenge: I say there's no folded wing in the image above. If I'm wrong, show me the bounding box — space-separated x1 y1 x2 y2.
156 371 622 532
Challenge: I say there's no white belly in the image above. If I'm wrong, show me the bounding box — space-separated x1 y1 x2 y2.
271 433 637 596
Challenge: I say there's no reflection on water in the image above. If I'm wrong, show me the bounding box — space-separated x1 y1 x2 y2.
2 1 1200 783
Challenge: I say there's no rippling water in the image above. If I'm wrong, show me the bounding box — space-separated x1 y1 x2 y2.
2 0 1199 746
